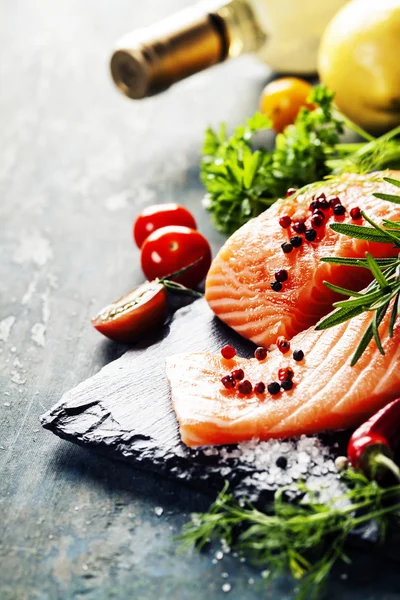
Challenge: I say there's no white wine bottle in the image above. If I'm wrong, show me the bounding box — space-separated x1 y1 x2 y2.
110 0 349 99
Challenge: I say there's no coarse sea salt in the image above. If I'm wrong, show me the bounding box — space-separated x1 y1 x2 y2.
201 435 344 502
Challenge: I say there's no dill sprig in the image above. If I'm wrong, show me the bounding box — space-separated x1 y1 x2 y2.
178 471 400 600
201 86 400 235
316 177 400 365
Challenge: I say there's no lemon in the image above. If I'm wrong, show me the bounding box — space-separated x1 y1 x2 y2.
318 0 400 133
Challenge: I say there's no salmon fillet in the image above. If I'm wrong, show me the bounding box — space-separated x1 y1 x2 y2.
166 308 400 447
205 172 400 347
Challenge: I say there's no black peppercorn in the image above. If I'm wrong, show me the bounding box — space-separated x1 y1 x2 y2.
276 455 288 469
271 281 283 292
281 379 293 391
305 229 317 242
281 242 293 254
334 204 346 216
293 349 304 361
290 236 302 248
267 382 281 395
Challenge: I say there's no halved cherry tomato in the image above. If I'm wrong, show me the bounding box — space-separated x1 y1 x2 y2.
259 77 315 133
133 203 197 248
91 281 168 343
141 226 211 289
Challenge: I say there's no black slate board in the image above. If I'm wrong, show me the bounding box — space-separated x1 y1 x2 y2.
41 298 351 506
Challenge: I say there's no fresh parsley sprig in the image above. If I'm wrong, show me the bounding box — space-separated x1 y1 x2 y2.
178 472 400 600
316 177 400 365
201 86 400 234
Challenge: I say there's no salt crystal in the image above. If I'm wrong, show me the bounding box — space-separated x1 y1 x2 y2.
215 551 223 560
3 402 10 407
4 392 10 396
154 506 164 517
222 572 229 579
212 559 218 565
222 583 231 593
248 578 254 585
10 347 16 353
82 564 89 572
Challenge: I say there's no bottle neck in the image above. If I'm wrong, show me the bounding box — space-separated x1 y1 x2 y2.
110 0 266 100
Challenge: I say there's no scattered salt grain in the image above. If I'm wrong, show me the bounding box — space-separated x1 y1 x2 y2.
0 316 16 342
212 559 218 565
248 578 254 585
222 583 231 593
222 572 229 579
215 550 223 560
10 347 16 353
154 507 164 517
4 392 10 396
3 402 10 407
82 564 89 572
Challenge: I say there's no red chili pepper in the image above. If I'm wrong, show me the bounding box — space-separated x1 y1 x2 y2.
347 398 400 480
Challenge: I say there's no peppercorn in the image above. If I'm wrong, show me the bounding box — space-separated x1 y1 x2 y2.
254 382 266 394
292 220 306 234
238 380 253 394
309 200 320 212
221 345 236 360
290 236 302 248
319 199 330 211
285 188 297 197
333 204 346 216
221 375 235 389
279 215 292 229
280 379 293 391
293 349 304 361
254 347 267 361
311 214 324 228
276 455 288 469
278 366 294 381
281 242 293 254
231 368 244 381
305 228 317 242
267 381 281 395
276 336 290 354
271 281 282 292
350 206 362 220
329 196 341 208
275 269 288 282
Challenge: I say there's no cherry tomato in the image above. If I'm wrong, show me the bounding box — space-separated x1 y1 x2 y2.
91 281 168 343
259 77 315 133
133 203 197 248
141 226 212 288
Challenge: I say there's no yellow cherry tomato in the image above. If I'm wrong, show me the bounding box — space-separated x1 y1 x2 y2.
259 77 314 133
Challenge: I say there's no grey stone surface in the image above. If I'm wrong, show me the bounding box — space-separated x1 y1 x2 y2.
1 0 400 598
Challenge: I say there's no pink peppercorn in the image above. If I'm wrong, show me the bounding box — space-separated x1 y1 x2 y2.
292 220 306 234
311 214 324 228
231 368 244 381
238 380 253 394
254 347 268 361
350 207 362 220
285 188 297 198
279 215 292 229
221 375 235 389
221 345 236 360
254 382 266 394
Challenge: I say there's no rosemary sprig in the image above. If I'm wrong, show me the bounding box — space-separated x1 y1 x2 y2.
178 472 400 600
201 86 400 235
316 177 400 365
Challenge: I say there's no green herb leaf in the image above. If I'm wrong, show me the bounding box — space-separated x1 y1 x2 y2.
329 223 394 244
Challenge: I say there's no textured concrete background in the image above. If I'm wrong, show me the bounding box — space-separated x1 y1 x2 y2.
1 1 399 598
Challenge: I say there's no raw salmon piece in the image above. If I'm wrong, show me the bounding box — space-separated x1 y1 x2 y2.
205 172 400 347
166 308 400 447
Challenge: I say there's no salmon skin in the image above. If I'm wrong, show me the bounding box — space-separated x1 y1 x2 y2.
205 172 400 347
166 307 400 447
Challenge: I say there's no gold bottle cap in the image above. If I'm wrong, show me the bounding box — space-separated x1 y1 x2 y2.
110 12 228 99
